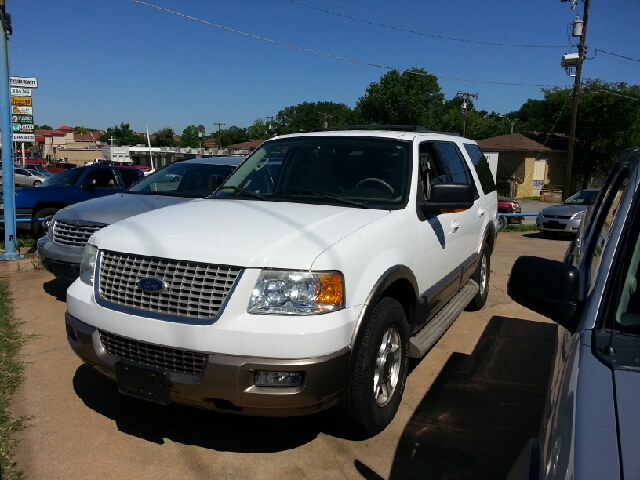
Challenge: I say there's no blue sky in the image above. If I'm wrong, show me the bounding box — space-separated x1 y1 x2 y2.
9 0 640 135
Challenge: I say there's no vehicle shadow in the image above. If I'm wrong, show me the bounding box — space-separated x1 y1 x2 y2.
42 277 74 302
357 316 558 480
523 231 573 241
72 363 334 452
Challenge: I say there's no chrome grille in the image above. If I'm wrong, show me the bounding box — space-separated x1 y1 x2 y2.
98 250 242 320
52 220 106 247
99 330 207 375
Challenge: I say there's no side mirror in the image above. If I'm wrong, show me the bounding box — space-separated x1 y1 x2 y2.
419 183 475 216
208 175 225 193
508 256 581 332
82 177 98 188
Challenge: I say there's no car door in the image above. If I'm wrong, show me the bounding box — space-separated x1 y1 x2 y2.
414 141 473 319
76 167 120 203
14 168 29 187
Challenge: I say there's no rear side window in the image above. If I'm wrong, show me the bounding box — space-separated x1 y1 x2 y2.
464 144 496 195
120 169 142 188
434 142 472 185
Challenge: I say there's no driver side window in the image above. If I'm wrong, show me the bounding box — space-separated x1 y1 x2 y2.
418 142 448 200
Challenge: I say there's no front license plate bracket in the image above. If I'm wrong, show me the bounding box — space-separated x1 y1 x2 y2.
115 359 171 405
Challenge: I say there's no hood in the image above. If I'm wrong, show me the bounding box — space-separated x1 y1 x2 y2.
540 203 588 216
93 199 390 269
54 193 190 225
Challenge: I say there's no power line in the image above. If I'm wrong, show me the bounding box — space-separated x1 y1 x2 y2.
130 0 558 88
594 49 640 64
283 0 571 49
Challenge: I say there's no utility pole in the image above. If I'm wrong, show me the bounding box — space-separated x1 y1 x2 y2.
562 0 590 200
212 122 225 151
0 0 22 260
319 112 332 129
456 91 478 137
266 116 275 136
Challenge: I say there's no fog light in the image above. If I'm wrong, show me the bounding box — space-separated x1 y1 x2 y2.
254 370 303 387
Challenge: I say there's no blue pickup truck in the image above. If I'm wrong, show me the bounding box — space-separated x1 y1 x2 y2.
0 165 144 237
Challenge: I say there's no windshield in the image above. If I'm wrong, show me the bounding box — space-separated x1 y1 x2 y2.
564 189 599 205
41 168 84 187
214 137 411 209
128 162 236 198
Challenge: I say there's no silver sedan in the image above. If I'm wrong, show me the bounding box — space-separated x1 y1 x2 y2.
536 188 600 237
0 167 49 187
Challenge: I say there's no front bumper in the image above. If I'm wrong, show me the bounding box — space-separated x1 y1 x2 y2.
536 215 580 233
37 236 83 280
65 313 351 416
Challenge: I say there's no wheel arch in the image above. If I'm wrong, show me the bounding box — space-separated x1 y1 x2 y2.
348 265 419 367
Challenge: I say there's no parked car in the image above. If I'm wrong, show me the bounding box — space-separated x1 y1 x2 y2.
0 166 49 187
0 165 144 237
47 161 78 174
498 197 524 228
38 156 243 280
23 163 54 177
98 160 154 175
65 126 498 436
536 188 600 237
507 147 640 479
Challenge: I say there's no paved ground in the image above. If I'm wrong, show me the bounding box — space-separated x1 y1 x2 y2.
7 232 572 480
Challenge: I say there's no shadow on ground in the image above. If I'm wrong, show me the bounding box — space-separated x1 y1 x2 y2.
42 277 73 302
72 363 350 452
357 316 558 480
523 231 573 241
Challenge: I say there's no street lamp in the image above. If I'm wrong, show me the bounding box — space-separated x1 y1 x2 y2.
498 115 516 134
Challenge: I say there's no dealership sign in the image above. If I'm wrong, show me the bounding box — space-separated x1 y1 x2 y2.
12 124 34 133
11 96 32 106
10 87 31 97
10 76 38 88
11 106 33 114
12 115 33 124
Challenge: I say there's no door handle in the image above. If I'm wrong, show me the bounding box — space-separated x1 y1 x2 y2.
451 219 460 233
478 208 486 218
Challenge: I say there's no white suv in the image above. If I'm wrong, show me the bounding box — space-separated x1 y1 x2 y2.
65 126 498 436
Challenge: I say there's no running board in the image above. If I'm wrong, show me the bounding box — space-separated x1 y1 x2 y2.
408 279 479 358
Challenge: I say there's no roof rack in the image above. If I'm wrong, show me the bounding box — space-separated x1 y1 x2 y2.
310 125 460 136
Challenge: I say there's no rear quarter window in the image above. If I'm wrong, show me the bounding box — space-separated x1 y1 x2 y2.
463 144 496 195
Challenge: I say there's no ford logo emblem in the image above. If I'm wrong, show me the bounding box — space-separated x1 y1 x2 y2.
138 277 167 294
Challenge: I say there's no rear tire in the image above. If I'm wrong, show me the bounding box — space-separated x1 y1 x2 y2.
32 207 58 238
33 180 42 187
337 297 409 436
466 248 490 311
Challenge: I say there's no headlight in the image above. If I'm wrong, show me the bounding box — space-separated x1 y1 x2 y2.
571 210 585 220
248 270 344 315
79 244 98 286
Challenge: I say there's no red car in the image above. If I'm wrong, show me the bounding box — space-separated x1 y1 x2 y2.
101 160 153 174
498 197 524 226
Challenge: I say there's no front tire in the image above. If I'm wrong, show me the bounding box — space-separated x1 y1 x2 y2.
32 207 58 238
466 248 490 311
337 297 409 436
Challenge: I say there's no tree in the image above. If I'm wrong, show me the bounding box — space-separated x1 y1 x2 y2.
180 125 200 148
514 79 640 186
246 118 272 140
35 125 52 130
99 123 143 146
274 101 355 135
218 126 249 147
355 68 444 129
152 128 177 147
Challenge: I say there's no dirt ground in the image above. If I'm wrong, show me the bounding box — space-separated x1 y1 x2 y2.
7 231 571 480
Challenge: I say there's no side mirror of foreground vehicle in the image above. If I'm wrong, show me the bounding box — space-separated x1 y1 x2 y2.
507 256 581 332
419 183 475 216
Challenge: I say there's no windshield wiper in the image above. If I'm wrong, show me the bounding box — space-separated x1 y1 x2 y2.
219 186 265 201
275 190 368 208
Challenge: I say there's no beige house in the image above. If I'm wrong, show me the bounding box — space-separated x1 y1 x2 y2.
36 126 106 165
477 133 567 199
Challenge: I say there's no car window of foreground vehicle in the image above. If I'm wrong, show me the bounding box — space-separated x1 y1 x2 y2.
593 188 640 370
214 137 412 209
40 168 84 187
128 163 237 198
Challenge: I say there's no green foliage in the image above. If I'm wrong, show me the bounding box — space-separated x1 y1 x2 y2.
514 80 640 183
99 123 143 146
246 118 272 140
274 101 355 135
218 126 249 147
151 128 177 147
179 125 201 148
34 125 52 130
0 280 29 480
355 68 444 129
